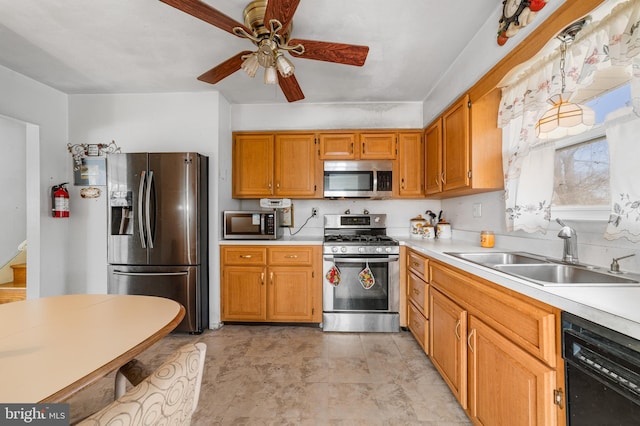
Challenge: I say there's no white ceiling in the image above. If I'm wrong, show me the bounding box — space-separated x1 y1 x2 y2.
0 0 499 104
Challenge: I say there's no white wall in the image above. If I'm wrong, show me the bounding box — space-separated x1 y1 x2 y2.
68 92 227 327
0 115 26 270
0 65 69 298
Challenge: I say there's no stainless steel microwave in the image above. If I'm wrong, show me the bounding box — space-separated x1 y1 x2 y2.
223 210 283 240
323 160 393 199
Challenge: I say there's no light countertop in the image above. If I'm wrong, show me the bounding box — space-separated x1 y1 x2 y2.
399 237 640 341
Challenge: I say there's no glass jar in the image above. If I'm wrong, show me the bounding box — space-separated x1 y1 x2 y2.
480 231 495 248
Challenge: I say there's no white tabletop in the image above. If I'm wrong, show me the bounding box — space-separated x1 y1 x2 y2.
0 294 184 403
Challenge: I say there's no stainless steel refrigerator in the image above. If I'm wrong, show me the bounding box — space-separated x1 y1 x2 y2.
107 152 208 333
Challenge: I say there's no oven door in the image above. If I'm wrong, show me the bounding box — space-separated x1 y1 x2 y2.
323 254 399 312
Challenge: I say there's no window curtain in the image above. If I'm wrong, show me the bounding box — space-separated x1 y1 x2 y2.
498 0 640 233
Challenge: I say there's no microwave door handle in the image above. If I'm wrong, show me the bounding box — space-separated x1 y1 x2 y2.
372 169 378 195
138 171 147 249
260 215 265 235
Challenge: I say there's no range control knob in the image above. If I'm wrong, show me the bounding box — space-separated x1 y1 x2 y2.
375 247 383 253
358 247 366 253
331 246 339 253
340 246 347 253
385 247 393 253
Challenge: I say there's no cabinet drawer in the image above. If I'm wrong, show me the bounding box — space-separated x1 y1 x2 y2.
408 271 428 316
268 247 314 265
222 247 267 265
408 301 428 351
408 250 428 281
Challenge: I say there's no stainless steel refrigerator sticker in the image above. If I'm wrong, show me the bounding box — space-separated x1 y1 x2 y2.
107 152 209 333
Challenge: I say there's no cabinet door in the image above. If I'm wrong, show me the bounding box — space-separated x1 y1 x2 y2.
274 133 317 197
359 132 396 159
442 95 470 192
233 133 274 197
267 266 315 322
424 120 443 195
397 132 424 197
319 133 357 160
221 266 266 321
467 315 556 426
430 288 468 408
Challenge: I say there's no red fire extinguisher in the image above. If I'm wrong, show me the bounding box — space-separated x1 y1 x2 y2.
51 183 70 218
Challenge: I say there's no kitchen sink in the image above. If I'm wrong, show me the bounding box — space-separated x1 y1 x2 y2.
444 251 640 286
445 251 548 267
494 264 640 286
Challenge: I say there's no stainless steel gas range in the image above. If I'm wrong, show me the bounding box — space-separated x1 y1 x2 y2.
322 214 400 332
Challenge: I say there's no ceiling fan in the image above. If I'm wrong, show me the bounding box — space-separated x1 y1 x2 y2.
159 0 370 102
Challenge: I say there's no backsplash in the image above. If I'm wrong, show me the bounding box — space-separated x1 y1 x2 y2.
239 192 640 274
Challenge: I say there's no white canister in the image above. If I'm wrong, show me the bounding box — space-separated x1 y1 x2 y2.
423 225 436 240
436 222 452 239
410 215 428 238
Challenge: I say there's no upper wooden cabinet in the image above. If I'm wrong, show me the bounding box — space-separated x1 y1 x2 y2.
424 89 503 198
233 132 319 198
318 131 396 160
318 133 357 160
396 131 424 197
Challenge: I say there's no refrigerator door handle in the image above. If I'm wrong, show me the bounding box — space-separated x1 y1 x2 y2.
145 170 154 248
138 171 147 249
112 271 189 277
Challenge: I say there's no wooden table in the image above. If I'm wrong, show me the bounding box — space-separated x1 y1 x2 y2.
0 294 185 403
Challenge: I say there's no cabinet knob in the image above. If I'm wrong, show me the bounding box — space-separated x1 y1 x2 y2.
413 288 420 295
285 255 298 259
240 255 252 259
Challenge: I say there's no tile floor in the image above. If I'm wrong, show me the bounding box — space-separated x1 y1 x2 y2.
67 325 472 425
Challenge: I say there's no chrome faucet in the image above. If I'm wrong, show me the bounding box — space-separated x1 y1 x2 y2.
556 218 579 264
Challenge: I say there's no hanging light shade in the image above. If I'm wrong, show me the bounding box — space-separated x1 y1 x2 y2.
536 18 594 139
536 94 595 139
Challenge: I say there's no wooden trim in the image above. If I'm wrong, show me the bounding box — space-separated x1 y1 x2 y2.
469 0 605 102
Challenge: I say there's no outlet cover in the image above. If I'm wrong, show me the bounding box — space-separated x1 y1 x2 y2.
473 203 482 218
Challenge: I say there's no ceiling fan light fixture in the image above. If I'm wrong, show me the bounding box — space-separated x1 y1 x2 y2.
241 53 260 78
275 52 295 77
264 65 278 84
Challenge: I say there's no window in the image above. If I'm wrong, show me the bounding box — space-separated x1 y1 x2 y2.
551 81 633 220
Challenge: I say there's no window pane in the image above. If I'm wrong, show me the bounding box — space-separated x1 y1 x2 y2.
552 138 609 206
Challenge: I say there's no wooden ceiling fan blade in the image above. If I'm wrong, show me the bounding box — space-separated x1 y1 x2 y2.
159 0 252 36
278 74 305 102
264 0 300 31
197 51 253 84
288 39 369 66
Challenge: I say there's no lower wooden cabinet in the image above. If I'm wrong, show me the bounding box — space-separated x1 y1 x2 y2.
467 315 556 425
221 245 322 323
430 287 468 409
403 255 564 425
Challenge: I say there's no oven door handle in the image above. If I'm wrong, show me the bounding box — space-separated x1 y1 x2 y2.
323 256 399 263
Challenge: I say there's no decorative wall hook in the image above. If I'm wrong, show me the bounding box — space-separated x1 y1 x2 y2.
67 140 121 170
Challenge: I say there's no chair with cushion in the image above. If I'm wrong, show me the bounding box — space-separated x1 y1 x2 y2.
78 342 206 426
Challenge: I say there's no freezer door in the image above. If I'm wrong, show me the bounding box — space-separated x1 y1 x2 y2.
148 153 203 266
108 265 201 333
107 153 149 265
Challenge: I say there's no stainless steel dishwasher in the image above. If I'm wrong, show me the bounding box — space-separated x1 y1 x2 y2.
562 312 640 425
